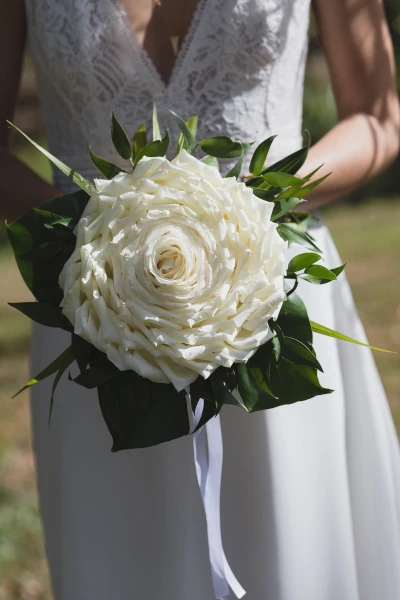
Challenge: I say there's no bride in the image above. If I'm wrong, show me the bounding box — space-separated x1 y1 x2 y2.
1 0 400 598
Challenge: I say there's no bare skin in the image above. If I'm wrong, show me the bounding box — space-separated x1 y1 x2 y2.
300 0 400 208
0 0 399 221
122 0 199 83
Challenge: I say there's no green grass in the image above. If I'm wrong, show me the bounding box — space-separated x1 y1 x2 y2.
0 143 399 598
323 199 400 430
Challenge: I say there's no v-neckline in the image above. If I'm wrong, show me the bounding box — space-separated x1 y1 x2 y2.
112 0 209 94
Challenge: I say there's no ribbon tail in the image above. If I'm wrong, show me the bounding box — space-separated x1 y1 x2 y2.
193 414 246 599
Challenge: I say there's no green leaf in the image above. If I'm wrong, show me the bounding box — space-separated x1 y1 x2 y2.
34 208 74 238
282 336 323 371
71 366 113 389
89 148 125 179
304 265 337 280
277 222 322 253
249 187 277 201
208 368 244 410
48 352 76 426
269 321 284 362
7 121 93 194
261 143 309 177
271 197 304 221
98 371 189 451
262 172 306 187
20 241 65 261
268 358 332 403
40 189 90 220
303 164 324 181
246 176 264 188
152 104 162 141
72 333 95 372
272 186 301 201
276 292 313 347
199 136 246 159
177 115 198 154
190 377 219 431
291 212 320 231
132 121 147 161
7 193 88 305
310 321 396 354
287 252 321 273
9 301 72 331
225 142 245 179
166 108 195 154
290 173 331 199
235 363 277 413
134 130 170 165
13 346 75 398
111 110 132 160
201 155 219 168
5 221 33 256
301 264 337 285
47 216 75 230
330 263 346 277
249 135 277 175
186 115 198 142
193 400 219 432
189 368 242 430
274 174 330 201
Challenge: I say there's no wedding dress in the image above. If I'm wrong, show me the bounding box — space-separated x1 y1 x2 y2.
25 0 400 598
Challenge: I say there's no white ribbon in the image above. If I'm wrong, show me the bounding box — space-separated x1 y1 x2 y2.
192 400 246 599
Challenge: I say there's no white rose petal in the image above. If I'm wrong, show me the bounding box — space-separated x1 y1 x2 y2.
59 150 288 392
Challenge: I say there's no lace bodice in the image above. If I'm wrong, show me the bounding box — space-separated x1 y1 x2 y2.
24 0 311 191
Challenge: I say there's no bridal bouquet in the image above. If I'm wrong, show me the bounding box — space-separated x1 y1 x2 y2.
7 108 377 451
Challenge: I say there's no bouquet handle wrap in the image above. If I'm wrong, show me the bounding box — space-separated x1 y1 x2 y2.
193 409 246 599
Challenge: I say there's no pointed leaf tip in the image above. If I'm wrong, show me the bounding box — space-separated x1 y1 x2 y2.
152 104 162 142
311 321 397 354
111 110 132 160
134 130 170 165
165 108 196 154
7 121 93 194
249 135 277 176
89 147 125 179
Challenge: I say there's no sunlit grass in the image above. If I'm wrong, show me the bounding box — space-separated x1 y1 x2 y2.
323 200 400 429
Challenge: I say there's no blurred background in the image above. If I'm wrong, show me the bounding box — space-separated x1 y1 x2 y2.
0 2 399 598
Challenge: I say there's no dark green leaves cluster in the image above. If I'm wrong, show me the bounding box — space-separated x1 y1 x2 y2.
230 292 332 413
147 293 333 429
6 189 89 305
90 108 204 179
90 109 173 177
7 189 92 422
113 110 171 167
238 133 334 227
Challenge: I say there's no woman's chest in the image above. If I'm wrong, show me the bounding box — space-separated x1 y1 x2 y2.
25 0 310 113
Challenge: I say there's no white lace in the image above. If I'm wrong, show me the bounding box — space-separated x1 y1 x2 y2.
24 0 311 191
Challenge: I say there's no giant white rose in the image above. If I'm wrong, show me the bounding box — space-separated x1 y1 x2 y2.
59 150 288 392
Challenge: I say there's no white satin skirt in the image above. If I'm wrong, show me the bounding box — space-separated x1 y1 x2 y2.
30 220 400 600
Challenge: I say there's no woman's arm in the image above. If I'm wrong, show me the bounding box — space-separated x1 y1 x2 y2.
0 0 59 223
298 0 400 209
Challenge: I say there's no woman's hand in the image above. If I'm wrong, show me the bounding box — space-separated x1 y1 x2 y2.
0 1 59 223
298 0 400 209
